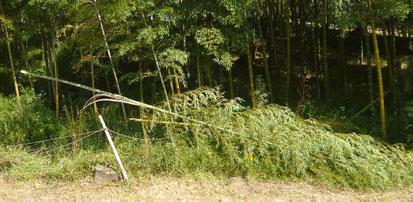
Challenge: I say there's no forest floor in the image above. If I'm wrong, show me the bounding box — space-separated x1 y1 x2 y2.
0 176 412 201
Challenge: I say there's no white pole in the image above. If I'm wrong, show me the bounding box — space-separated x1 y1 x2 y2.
98 115 129 181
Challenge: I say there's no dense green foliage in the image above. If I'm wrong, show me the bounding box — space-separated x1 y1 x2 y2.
0 0 412 190
0 90 60 145
1 89 412 190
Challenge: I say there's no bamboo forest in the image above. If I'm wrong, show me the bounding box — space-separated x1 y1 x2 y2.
0 0 413 198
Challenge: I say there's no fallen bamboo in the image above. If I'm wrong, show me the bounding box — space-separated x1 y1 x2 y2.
20 70 238 135
129 118 199 126
347 91 389 124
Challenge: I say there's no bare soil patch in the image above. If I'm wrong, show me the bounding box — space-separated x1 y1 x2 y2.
0 176 412 201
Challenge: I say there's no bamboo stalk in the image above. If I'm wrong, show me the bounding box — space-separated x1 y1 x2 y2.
130 118 199 126
410 0 413 45
152 47 172 111
228 69 234 98
257 7 273 101
312 22 321 99
20 70 238 135
347 91 389 123
46 37 56 99
91 54 98 115
207 64 212 88
173 68 181 94
339 37 348 94
3 26 20 105
94 2 128 123
42 39 53 106
0 3 20 105
383 27 397 109
285 0 291 105
244 1 256 108
360 28 364 64
20 39 34 92
266 0 279 71
51 36 59 118
322 3 329 99
139 61 144 103
197 55 202 88
138 60 149 156
364 26 375 116
246 38 256 108
368 0 386 138
167 68 175 96
140 12 172 111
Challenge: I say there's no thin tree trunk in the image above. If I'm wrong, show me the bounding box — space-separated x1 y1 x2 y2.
266 0 279 71
96 7 127 123
0 2 20 104
279 0 285 37
389 25 401 115
91 55 98 115
298 0 306 74
152 48 172 111
339 37 348 94
138 60 149 156
244 2 256 108
151 75 157 103
364 27 375 116
20 39 34 92
139 61 144 103
368 0 386 138
3 26 20 105
360 28 364 64
322 0 329 99
410 0 413 48
197 55 202 88
104 73 111 92
173 68 181 94
207 63 212 88
246 39 256 108
51 36 59 118
383 27 397 110
228 69 234 98
313 0 321 99
290 0 298 34
312 23 321 99
257 9 273 100
167 68 175 96
389 24 396 81
218 65 224 88
43 37 56 103
89 31 98 115
285 0 291 105
42 39 53 106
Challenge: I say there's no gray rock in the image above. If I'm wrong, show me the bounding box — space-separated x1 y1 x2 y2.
93 165 120 183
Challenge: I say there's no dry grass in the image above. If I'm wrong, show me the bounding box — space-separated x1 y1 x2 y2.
0 176 412 201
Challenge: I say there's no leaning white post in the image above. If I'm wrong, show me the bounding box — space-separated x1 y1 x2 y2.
98 115 129 181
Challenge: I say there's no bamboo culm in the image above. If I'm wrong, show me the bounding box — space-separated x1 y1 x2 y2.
368 0 386 138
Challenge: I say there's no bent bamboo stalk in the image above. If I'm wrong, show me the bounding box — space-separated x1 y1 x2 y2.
20 70 238 136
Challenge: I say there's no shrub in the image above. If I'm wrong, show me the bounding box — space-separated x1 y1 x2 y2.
0 90 61 145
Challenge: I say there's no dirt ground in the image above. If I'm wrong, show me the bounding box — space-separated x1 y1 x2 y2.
0 176 412 201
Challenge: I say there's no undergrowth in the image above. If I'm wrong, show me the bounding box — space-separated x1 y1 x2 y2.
0 88 412 191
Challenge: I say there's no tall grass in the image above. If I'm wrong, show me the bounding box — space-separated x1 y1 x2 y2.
0 88 412 190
